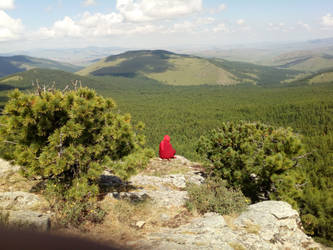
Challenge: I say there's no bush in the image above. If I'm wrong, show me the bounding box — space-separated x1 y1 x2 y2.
0 87 153 225
186 177 248 215
197 121 306 202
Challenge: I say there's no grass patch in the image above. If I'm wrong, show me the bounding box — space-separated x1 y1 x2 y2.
186 177 248 215
243 221 261 235
229 242 246 250
147 57 239 85
141 161 191 177
0 210 9 228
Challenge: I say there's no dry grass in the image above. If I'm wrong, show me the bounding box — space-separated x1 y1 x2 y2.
243 221 261 235
223 214 239 231
229 242 246 250
140 159 192 177
55 196 194 248
0 172 37 192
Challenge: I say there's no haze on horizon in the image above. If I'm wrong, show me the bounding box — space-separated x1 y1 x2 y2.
0 0 333 52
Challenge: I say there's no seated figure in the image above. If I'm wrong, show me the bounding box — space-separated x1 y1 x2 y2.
159 135 176 159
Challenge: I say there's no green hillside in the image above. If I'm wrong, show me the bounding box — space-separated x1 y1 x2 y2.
0 68 165 108
77 50 301 86
282 67 333 85
77 50 241 85
274 53 333 72
194 45 333 73
0 55 82 78
309 70 333 84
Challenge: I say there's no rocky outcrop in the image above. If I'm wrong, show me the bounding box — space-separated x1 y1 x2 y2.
0 159 20 178
103 155 205 208
0 191 48 211
133 201 323 250
0 156 327 248
0 160 51 231
100 156 325 249
2 210 51 231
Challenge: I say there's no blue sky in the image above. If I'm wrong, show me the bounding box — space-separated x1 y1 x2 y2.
1 0 333 51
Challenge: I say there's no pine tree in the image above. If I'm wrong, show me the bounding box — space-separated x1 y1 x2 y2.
0 87 153 205
197 121 306 202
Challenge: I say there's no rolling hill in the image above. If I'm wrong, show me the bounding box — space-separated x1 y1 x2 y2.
308 70 333 84
0 55 82 78
77 50 299 86
0 68 100 90
77 50 241 86
194 47 333 73
271 50 333 72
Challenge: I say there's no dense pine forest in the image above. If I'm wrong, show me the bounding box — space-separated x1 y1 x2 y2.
0 71 332 244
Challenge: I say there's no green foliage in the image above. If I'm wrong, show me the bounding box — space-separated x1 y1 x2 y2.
197 121 305 201
42 180 105 226
186 177 248 215
0 87 152 225
0 69 332 243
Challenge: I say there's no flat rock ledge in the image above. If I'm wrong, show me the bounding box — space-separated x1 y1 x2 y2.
0 159 20 178
103 156 205 208
1 210 51 231
0 159 51 232
0 191 48 210
0 191 51 231
131 201 324 250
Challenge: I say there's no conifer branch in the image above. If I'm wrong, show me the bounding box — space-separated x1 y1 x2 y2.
62 85 69 93
3 140 18 145
58 132 63 158
292 152 313 161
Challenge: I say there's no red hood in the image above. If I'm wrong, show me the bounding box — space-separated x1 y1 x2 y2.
163 135 170 142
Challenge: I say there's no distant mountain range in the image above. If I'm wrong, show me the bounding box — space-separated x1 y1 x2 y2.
190 37 333 72
76 50 299 86
0 55 82 78
1 47 128 66
1 46 333 88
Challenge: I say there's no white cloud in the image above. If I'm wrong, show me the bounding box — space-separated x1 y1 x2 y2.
0 0 14 10
196 17 215 25
237 19 245 25
83 0 96 7
322 13 333 26
38 0 204 38
171 21 195 33
80 11 123 27
116 0 202 22
213 23 229 33
267 22 290 32
39 16 82 38
218 3 226 12
0 10 23 41
38 11 163 38
298 21 310 31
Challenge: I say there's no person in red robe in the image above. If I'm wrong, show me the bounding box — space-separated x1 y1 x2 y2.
159 135 176 159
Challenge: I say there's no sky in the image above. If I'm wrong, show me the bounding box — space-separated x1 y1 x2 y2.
1 0 333 52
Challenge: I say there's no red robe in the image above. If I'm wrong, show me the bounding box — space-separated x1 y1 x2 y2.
159 135 176 159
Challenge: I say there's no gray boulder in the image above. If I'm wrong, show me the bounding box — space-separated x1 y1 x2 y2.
0 191 48 211
0 159 20 178
2 210 50 231
133 201 323 250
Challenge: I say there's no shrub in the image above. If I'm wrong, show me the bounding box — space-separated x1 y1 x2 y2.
0 87 153 225
197 121 306 201
185 177 248 215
